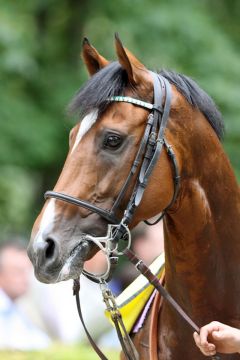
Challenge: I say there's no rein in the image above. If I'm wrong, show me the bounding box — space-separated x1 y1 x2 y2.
45 71 220 360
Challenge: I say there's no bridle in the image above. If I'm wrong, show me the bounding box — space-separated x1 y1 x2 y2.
44 71 220 360
45 72 180 226
45 71 179 286
45 71 180 279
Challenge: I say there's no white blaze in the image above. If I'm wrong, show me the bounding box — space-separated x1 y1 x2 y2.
35 199 56 244
71 110 98 154
34 111 98 246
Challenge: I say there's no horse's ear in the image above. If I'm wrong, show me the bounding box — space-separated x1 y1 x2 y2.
115 33 148 86
82 38 109 76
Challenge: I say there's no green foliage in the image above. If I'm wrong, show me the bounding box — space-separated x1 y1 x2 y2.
0 166 36 234
0 344 119 360
0 0 239 234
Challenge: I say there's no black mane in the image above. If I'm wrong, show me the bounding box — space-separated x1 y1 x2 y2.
160 70 224 139
69 61 224 140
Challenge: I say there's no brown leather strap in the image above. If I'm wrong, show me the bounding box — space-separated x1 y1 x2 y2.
123 249 200 333
149 271 165 360
73 279 108 360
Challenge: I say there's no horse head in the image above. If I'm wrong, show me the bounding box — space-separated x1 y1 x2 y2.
28 35 177 283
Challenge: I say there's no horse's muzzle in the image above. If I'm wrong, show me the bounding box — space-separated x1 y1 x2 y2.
27 234 91 283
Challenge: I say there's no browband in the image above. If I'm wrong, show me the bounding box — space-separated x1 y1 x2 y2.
108 96 163 112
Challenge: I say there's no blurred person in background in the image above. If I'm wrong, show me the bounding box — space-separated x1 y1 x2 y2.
0 239 50 350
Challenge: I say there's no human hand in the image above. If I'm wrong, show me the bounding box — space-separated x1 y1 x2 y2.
193 321 240 356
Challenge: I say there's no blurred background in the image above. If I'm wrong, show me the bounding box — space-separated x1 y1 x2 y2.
0 0 239 358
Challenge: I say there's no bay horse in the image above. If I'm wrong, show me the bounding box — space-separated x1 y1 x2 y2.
28 35 240 359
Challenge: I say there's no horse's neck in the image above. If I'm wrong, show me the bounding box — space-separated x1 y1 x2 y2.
164 129 240 325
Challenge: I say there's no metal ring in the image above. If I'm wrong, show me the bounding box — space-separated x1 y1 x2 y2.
81 223 131 281
82 236 111 282
112 224 132 256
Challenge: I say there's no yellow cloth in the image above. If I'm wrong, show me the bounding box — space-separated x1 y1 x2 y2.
105 252 165 333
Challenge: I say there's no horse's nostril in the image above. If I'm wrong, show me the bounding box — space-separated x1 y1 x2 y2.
45 238 56 259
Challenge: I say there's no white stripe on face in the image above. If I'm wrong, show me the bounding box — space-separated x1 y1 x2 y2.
35 199 56 244
71 110 98 154
33 111 98 245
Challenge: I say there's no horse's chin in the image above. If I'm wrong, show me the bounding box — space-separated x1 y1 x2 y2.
57 263 84 282
34 265 84 284
56 240 91 282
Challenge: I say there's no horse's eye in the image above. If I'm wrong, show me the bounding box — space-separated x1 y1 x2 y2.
103 134 123 149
